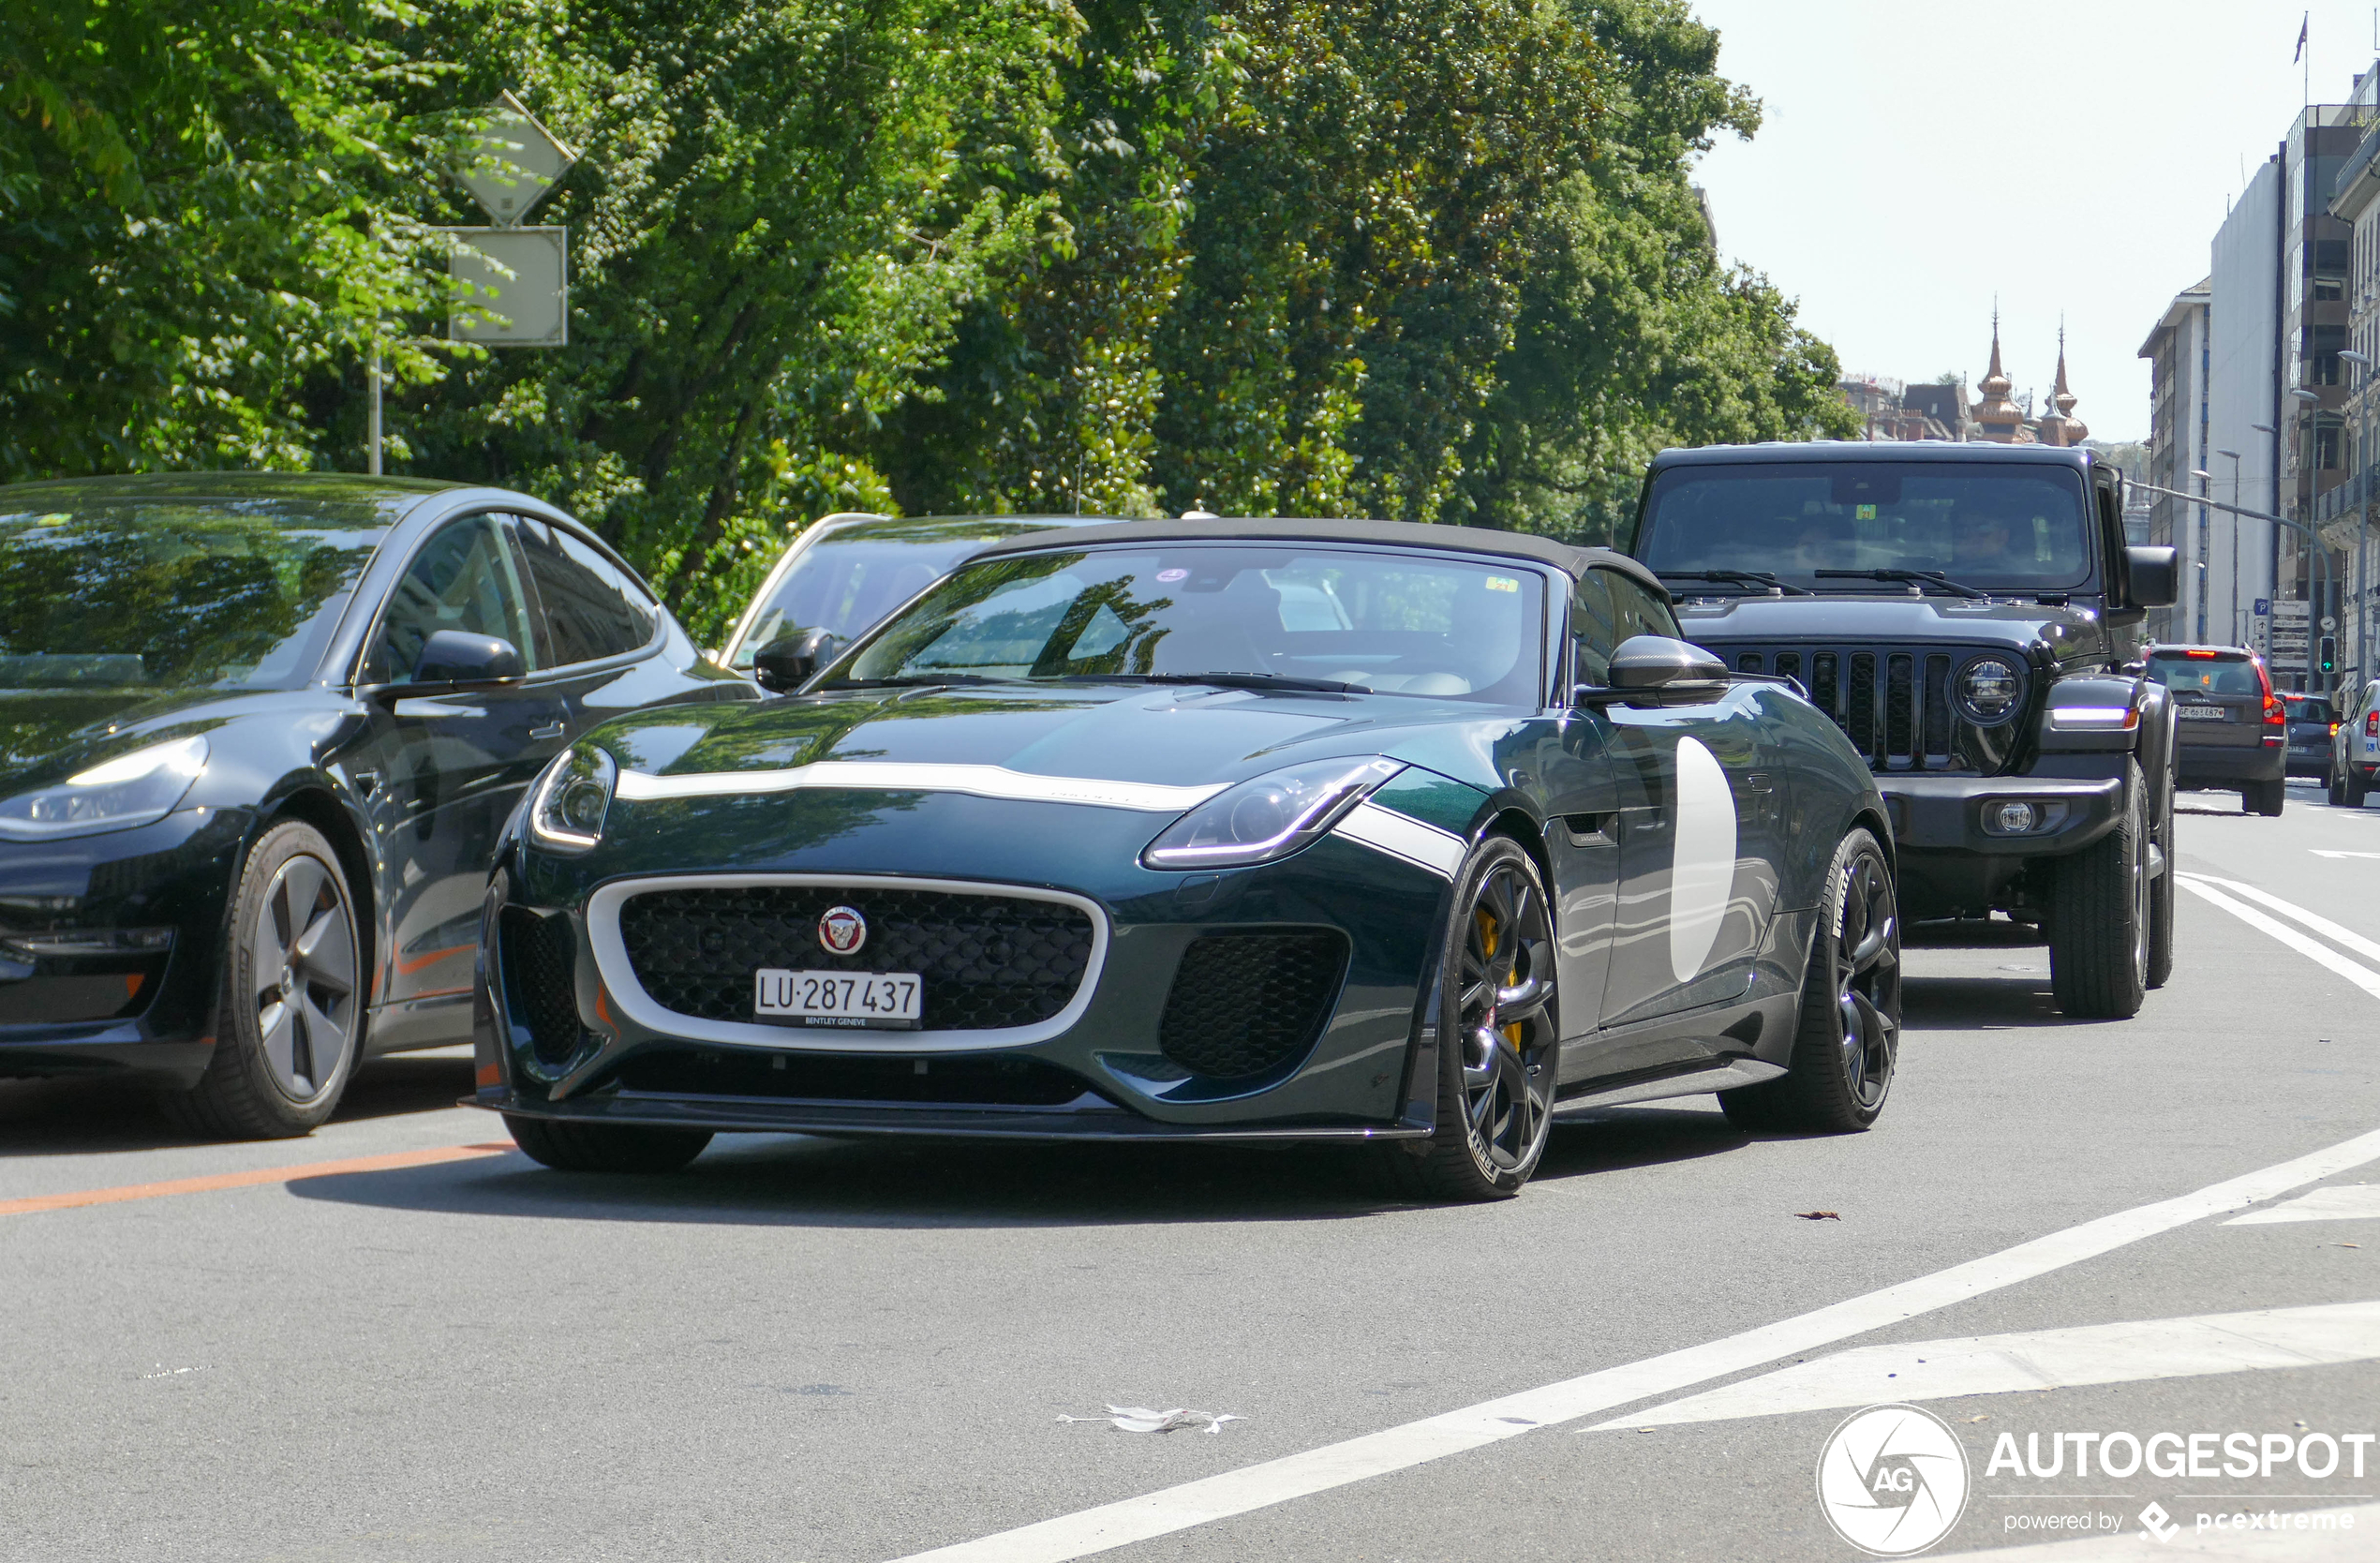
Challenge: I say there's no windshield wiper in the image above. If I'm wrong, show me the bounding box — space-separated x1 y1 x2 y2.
1074 671 1365 694
1657 569 1813 597
1811 568 1987 601
820 673 1000 689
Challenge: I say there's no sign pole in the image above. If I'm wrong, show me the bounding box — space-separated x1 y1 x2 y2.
367 335 382 476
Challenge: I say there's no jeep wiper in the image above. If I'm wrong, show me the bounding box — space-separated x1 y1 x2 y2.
1658 569 1813 597
823 673 1000 689
1811 567 1987 601
1074 671 1364 693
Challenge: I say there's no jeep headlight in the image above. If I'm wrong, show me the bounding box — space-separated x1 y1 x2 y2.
528 746 616 855
1956 656 2024 725
1143 757 1403 870
0 735 209 841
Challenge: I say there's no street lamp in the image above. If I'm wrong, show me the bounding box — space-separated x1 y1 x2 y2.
2343 349 2373 689
2217 447 2242 648
2291 389 2328 692
2191 467 2214 642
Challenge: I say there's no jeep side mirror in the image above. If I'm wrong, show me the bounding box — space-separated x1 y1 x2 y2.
1576 635 1730 706
2125 545 2179 610
409 630 524 687
753 627 841 693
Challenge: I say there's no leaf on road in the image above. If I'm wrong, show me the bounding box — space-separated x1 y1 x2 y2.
1795 1211 1841 1221
1058 1406 1244 1434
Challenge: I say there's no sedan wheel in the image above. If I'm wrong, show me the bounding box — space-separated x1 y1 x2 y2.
1378 835 1559 1200
159 821 364 1139
1720 826 1900 1133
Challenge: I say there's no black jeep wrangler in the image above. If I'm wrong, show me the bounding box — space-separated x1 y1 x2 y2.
1627 442 2180 1020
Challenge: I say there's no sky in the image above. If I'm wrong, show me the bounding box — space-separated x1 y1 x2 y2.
1686 0 2380 443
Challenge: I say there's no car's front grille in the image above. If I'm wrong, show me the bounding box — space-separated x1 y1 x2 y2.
1717 643 2023 775
501 906 588 1065
1158 930 1348 1080
617 886 1096 1032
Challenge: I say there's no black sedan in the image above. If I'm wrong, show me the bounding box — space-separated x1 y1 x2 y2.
0 474 752 1135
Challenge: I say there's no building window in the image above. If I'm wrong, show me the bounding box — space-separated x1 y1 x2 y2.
2316 275 2345 301
2312 353 2343 385
2318 424 2343 469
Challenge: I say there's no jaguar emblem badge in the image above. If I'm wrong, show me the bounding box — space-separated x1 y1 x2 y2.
817 904 868 956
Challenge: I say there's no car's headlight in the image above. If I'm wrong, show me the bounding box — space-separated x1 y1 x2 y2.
528 746 617 855
1143 757 1403 870
1956 656 2025 725
0 736 209 841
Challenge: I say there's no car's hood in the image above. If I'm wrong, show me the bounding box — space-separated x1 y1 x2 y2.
0 688 297 794
591 681 1491 793
1673 592 2096 650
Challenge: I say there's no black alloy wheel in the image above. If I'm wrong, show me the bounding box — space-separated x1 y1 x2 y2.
1720 826 1901 1133
1381 835 1560 1200
159 820 364 1139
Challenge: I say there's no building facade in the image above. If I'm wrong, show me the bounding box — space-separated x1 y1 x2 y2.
2138 279 2210 644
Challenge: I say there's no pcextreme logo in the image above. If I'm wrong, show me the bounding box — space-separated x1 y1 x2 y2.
1816 1404 1972 1556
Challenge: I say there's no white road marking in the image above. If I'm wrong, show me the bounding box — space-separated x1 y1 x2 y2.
2184 875 2380 967
885 1128 2380 1563
1929 1501 2380 1560
2174 878 2380 1001
1584 1301 2380 1430
2227 1184 2380 1226
1667 736 1736 983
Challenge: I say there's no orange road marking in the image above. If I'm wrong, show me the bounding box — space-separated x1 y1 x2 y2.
0 1142 513 1217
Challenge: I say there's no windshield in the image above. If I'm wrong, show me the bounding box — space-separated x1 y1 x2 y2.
734 528 1036 666
1637 463 2094 592
2146 654 2261 695
0 500 384 692
834 544 1545 704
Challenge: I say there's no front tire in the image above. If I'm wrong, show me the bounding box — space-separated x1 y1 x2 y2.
2048 760 2149 1020
159 821 364 1139
505 1115 712 1173
1719 826 1899 1133
1379 836 1559 1201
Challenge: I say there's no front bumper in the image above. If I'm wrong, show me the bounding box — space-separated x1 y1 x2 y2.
472 782 1480 1141
1877 774 2124 857
0 807 248 1085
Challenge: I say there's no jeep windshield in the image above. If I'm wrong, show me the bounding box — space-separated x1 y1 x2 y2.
1635 462 2094 595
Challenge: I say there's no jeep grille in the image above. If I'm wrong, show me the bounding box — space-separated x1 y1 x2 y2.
1718 643 2025 775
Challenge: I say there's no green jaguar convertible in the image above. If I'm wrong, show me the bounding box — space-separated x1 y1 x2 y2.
473 518 1899 1198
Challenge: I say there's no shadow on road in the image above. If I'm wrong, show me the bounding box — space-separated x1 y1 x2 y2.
0 1050 475 1158
280 1102 1751 1229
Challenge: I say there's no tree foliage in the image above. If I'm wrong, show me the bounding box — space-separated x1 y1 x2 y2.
6 0 1856 637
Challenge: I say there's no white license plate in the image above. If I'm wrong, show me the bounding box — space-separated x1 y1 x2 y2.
2176 706 2227 721
754 969 922 1029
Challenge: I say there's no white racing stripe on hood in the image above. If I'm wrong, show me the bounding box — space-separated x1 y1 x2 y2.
613 760 1226 813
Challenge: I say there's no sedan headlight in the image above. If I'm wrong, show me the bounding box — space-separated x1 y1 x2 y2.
1143 757 1403 870
0 736 209 841
1956 656 2024 725
528 746 617 855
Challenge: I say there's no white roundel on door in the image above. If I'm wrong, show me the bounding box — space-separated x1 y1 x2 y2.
1669 736 1739 985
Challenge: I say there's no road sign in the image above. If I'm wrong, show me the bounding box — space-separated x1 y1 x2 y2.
459 91 578 228
448 228 568 346
2254 597 2271 616
2322 615 2339 632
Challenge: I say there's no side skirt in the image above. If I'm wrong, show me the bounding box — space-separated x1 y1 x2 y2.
1550 1057 1788 1114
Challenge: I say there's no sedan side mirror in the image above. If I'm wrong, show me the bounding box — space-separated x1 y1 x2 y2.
1576 635 1729 706
2125 545 2179 609
409 631 524 686
753 627 841 694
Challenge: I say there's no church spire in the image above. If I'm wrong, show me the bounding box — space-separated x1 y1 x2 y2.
1972 305 2030 442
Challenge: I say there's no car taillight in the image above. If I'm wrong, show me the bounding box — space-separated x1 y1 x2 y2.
2367 711 2378 737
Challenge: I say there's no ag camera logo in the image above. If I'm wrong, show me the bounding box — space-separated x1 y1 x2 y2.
1817 1404 1971 1556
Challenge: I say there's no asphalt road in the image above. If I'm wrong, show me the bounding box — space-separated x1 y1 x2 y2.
6 776 2379 1563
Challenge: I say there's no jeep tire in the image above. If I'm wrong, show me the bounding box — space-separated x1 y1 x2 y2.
2048 759 2149 1020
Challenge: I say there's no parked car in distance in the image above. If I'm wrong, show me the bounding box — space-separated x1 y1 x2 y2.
2281 692 2336 779
719 514 1117 690
477 518 1901 1201
2141 646 2286 816
0 473 753 1136
2329 678 2380 806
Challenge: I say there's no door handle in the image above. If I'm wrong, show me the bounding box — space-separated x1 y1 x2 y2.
528 722 566 741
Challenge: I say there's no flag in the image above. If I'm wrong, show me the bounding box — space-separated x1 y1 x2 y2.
2296 12 2309 63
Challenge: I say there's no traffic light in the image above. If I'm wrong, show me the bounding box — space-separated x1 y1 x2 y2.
2319 635 2339 676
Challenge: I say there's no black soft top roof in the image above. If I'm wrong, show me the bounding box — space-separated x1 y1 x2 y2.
968 516 1665 596
1648 440 2095 473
